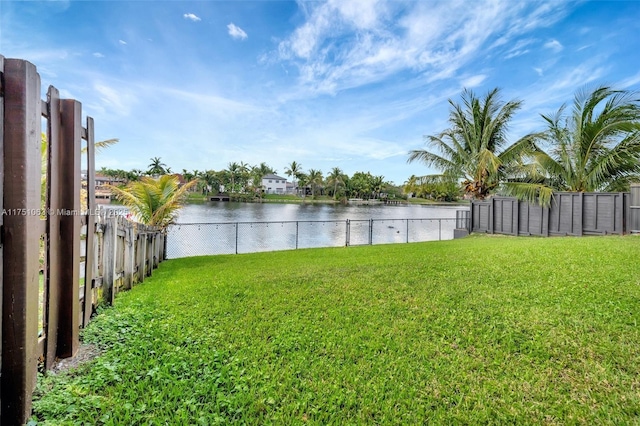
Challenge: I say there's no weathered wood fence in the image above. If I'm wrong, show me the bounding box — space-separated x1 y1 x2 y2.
0 56 165 424
471 190 639 236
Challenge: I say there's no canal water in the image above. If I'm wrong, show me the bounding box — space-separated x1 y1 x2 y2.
165 201 469 258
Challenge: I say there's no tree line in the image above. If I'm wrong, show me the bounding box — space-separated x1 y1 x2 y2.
100 159 401 201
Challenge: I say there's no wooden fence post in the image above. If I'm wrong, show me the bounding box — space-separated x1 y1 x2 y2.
2 58 42 425
56 99 82 358
103 215 117 305
123 220 134 289
136 231 146 283
83 117 96 327
44 85 61 369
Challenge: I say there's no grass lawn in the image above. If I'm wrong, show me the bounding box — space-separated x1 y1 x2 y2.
32 236 640 424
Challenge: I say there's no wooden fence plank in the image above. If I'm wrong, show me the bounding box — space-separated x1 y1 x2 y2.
103 216 117 304
44 85 61 369
83 117 96 326
1 58 42 425
56 99 81 359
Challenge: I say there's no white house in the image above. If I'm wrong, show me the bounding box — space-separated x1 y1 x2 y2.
262 174 288 194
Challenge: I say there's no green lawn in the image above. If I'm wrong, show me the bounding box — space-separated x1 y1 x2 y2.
32 236 640 425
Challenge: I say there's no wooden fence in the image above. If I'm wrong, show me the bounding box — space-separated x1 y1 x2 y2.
0 56 165 424
471 191 637 236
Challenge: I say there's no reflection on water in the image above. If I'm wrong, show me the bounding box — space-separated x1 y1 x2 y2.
175 201 467 223
166 202 469 258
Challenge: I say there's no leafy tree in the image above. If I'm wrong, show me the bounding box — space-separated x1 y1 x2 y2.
307 169 324 199
255 162 276 177
371 175 386 199
348 172 373 199
326 167 347 200
108 175 197 229
502 85 640 205
408 88 534 200
285 161 303 194
225 162 240 193
147 157 169 175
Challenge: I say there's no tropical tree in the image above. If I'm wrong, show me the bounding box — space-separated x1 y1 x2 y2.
225 162 240 193
250 166 266 199
108 175 197 229
284 161 302 194
326 167 346 199
348 172 373 199
81 138 119 154
297 172 309 199
502 85 640 205
371 175 386 199
255 162 276 177
307 169 324 199
408 87 535 200
147 157 168 175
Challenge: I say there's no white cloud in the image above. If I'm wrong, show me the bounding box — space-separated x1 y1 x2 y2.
93 52 104 58
533 67 544 76
94 83 137 116
461 75 487 88
227 23 248 40
119 40 127 45
618 71 640 89
274 1 576 96
183 13 201 22
543 39 563 52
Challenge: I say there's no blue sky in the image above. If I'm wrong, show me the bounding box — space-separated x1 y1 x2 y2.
2 1 640 185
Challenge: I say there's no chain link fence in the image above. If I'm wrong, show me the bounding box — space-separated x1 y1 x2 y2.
166 216 469 259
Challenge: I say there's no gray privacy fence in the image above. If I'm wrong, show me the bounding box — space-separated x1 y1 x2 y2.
471 189 640 236
166 217 467 258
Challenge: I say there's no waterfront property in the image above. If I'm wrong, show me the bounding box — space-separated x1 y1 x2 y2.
261 174 288 194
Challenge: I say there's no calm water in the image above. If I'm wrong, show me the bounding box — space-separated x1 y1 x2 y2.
174 201 467 223
166 201 470 258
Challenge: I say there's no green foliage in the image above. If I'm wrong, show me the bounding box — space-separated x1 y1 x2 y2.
502 85 640 206
408 87 536 200
32 236 640 424
147 157 169 175
404 175 460 201
108 175 197 229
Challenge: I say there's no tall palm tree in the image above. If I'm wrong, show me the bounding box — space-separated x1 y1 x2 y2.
226 162 240 193
284 161 302 194
147 157 168 175
307 169 324 199
326 167 346 199
108 175 197 229
408 87 535 200
503 85 640 205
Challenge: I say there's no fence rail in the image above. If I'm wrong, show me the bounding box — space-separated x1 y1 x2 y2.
166 217 468 258
0 56 165 424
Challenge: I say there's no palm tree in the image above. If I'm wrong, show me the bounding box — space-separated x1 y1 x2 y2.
108 175 197 229
502 85 640 206
307 169 324 199
226 162 240 193
371 175 385 199
147 157 168 175
326 167 346 199
408 88 535 200
81 138 119 154
284 161 302 195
